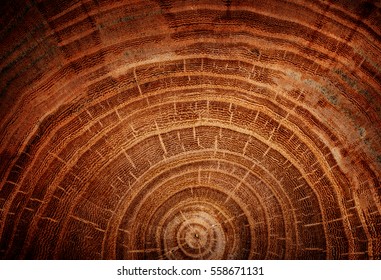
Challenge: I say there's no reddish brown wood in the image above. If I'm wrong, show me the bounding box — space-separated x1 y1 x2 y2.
0 0 380 259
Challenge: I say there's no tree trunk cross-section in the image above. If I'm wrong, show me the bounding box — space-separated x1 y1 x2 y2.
0 0 380 260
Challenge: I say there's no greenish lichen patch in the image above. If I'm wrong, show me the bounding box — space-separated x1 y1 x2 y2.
285 70 339 105
377 155 381 164
304 78 338 105
333 68 357 88
332 67 381 119
357 127 366 138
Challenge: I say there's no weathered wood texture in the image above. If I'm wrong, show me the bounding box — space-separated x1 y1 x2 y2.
0 0 380 259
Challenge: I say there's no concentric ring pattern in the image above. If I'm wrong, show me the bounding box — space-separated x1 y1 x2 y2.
0 0 380 260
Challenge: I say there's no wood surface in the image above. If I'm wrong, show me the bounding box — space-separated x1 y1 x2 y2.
0 0 380 259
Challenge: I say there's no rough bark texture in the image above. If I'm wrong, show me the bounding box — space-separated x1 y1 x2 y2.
0 0 380 259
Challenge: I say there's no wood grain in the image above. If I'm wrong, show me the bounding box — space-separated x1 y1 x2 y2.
0 0 380 259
